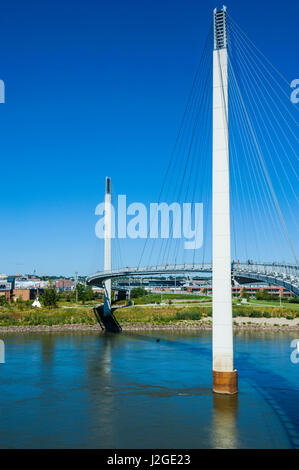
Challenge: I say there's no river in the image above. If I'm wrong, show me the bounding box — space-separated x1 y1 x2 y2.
0 330 298 448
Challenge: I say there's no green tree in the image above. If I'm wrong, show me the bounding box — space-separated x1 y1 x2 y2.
41 287 58 307
85 285 95 301
76 283 86 303
131 287 148 298
65 293 71 302
255 289 270 301
240 288 249 299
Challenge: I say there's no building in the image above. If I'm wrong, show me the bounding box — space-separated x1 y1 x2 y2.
14 278 48 289
55 279 74 291
0 275 12 301
185 284 293 298
12 289 43 301
0 274 47 301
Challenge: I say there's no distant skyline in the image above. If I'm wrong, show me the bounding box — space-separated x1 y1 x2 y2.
0 0 298 275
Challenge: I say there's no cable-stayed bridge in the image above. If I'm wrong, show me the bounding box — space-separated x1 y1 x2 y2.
87 262 299 297
87 6 298 394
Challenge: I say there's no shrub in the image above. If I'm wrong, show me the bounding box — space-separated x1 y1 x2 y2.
15 298 27 310
263 312 271 318
0 296 8 306
174 311 201 321
249 311 262 318
0 313 13 322
233 308 248 317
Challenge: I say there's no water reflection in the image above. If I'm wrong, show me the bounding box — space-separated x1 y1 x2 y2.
85 333 117 447
40 334 56 367
212 394 238 448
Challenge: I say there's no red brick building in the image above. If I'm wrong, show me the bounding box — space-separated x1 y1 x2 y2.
186 284 293 297
55 279 74 291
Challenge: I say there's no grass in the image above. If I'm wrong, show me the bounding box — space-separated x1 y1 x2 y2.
232 305 298 319
57 299 102 308
0 305 97 326
113 293 211 306
0 296 298 327
114 305 204 324
114 303 299 324
245 299 299 310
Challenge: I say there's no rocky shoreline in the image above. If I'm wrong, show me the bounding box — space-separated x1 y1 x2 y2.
0 316 298 333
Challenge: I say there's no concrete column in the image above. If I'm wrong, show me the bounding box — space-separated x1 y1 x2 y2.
212 7 237 394
104 177 112 316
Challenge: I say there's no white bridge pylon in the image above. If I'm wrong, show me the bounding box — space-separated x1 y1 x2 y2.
211 6 237 393
103 177 112 316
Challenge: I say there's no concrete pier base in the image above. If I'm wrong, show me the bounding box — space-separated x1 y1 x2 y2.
213 370 238 395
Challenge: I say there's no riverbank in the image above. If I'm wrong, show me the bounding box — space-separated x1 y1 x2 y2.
0 300 298 332
0 315 298 333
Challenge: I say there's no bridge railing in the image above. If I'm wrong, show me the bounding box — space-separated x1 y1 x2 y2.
87 263 298 292
233 263 299 285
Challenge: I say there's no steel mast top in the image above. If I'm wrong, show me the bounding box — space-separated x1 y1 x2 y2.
213 6 227 50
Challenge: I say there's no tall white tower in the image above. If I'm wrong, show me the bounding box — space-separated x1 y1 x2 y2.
212 6 237 394
104 177 112 316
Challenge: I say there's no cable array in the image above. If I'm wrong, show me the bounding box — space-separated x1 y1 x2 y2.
94 15 298 273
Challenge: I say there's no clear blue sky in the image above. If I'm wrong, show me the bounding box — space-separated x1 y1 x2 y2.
0 0 298 276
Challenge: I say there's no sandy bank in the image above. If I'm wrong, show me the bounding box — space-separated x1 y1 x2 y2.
0 316 298 333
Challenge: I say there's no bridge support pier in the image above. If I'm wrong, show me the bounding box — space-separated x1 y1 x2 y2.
212 7 237 395
213 370 238 395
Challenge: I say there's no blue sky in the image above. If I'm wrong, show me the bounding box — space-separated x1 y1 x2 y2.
0 0 298 276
